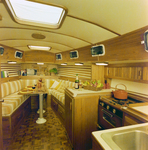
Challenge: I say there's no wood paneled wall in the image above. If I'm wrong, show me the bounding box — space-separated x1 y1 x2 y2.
91 65 104 83
0 58 3 150
55 46 99 64
1 45 25 63
99 26 148 62
56 25 148 63
24 51 55 63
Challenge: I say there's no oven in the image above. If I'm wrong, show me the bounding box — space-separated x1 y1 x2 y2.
98 100 123 130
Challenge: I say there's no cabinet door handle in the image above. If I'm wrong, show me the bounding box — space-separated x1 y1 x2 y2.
70 102 72 110
139 70 142 76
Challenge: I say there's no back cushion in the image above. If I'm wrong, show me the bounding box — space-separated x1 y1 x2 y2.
1 82 11 98
22 79 38 88
45 79 57 88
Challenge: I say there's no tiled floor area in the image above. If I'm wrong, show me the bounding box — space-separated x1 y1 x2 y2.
3 106 73 150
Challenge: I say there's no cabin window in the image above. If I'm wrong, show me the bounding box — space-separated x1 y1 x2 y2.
5 0 66 29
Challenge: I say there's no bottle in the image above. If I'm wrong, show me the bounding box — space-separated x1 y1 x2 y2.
75 74 79 89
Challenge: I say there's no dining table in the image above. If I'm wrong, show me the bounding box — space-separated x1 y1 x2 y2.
18 85 47 124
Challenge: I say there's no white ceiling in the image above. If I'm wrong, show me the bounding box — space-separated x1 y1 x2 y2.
0 0 148 53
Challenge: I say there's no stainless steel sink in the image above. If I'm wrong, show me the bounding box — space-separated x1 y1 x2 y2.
101 125 148 150
112 130 148 150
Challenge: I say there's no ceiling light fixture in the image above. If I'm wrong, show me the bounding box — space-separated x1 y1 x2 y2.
6 0 67 29
95 62 108 66
75 63 83 66
8 61 17 64
28 45 51 51
37 63 44 65
61 63 67 65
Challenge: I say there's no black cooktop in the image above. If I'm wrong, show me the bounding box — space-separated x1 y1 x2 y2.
100 96 143 108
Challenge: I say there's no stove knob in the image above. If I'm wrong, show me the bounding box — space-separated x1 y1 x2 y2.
101 102 104 106
113 109 116 114
107 105 110 110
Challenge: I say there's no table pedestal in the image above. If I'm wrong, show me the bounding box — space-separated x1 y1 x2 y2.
36 94 46 124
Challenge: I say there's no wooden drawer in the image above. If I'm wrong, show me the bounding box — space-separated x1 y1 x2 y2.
2 118 10 131
123 113 146 126
12 111 23 131
24 100 31 115
58 104 65 121
51 98 58 111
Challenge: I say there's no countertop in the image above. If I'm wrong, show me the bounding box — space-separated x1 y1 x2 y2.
66 88 113 97
92 122 148 150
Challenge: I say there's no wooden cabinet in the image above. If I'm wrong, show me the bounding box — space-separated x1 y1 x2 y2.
2 97 31 139
65 89 100 150
51 95 65 124
65 93 72 144
92 134 105 150
123 112 147 126
105 64 145 82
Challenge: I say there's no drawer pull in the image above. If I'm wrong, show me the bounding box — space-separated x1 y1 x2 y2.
70 102 72 110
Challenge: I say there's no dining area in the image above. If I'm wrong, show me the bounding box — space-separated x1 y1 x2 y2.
18 78 47 124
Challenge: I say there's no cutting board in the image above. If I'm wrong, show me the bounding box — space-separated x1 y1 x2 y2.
128 103 148 119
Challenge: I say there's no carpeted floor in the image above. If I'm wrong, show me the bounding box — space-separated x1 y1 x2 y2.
3 106 72 150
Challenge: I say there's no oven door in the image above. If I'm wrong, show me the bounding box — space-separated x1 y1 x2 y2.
98 105 122 129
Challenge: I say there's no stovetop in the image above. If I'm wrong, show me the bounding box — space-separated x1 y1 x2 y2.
100 96 143 109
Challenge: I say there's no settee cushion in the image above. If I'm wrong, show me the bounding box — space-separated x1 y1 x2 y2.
1 80 22 98
2 92 29 116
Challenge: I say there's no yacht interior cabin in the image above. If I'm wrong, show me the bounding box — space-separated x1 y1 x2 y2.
0 0 148 150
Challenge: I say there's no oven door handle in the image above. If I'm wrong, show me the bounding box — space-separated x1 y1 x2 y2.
102 109 113 118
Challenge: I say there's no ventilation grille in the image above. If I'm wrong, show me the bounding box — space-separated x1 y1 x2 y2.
1 63 21 77
58 65 91 80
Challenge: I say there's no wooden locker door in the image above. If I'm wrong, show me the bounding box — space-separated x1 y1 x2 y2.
0 60 3 150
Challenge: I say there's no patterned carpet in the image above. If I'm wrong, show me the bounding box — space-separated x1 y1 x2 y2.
3 106 72 150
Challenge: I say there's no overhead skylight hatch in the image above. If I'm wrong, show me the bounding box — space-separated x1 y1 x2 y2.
5 0 67 29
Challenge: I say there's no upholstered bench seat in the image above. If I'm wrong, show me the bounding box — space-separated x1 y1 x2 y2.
2 93 30 116
51 89 65 105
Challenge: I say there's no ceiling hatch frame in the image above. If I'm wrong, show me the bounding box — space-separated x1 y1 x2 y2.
5 0 67 29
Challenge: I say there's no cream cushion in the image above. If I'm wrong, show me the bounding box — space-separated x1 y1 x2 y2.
50 80 59 89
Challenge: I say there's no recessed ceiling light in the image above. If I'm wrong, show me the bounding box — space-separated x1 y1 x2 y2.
8 61 17 64
95 62 108 66
61 63 67 65
6 0 67 29
37 63 44 65
28 45 51 51
75 63 83 66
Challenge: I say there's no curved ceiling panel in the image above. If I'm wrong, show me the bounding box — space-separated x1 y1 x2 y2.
0 40 71 51
48 16 118 44
0 28 90 49
0 0 148 54
40 0 148 34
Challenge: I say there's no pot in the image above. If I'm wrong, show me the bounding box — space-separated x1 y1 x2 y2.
113 84 127 100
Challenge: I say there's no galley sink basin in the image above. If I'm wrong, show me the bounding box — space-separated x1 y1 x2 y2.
112 130 148 150
101 124 148 150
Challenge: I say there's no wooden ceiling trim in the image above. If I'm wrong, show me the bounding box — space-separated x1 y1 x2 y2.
68 14 121 36
0 27 92 44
